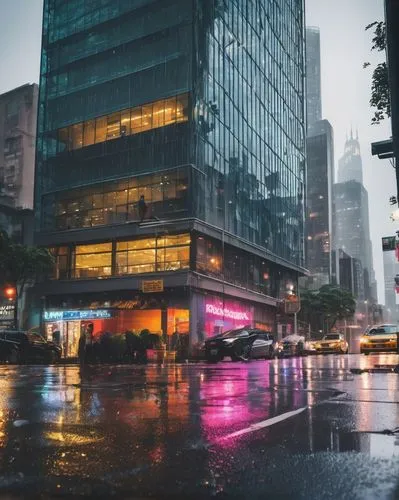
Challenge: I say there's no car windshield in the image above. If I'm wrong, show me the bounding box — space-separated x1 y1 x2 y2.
323 334 340 340
366 326 397 335
221 329 249 339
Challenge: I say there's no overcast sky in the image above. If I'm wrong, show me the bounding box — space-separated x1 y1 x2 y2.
0 0 394 303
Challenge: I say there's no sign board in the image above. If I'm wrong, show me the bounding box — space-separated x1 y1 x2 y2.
382 236 396 252
284 294 301 315
0 303 15 321
43 309 112 322
141 279 164 293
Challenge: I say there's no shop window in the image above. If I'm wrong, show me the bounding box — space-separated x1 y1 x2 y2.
157 246 190 271
74 243 112 278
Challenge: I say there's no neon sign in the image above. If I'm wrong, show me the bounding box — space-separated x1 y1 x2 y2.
44 310 112 321
205 303 250 321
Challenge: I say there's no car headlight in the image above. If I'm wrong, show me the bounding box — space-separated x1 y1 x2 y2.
360 337 369 344
223 338 236 344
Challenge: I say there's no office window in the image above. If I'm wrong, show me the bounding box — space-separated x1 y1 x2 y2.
74 243 112 278
44 167 190 231
83 120 95 146
53 93 189 152
116 234 190 275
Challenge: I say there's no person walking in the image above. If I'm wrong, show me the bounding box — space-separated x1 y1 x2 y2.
78 332 87 374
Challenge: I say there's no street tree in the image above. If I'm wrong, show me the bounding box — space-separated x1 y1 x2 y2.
299 285 356 335
364 21 390 125
1 241 54 329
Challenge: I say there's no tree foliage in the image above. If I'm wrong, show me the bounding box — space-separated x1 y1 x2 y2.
0 231 54 328
365 21 390 125
299 285 356 335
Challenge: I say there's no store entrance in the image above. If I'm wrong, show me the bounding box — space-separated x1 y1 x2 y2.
65 321 80 358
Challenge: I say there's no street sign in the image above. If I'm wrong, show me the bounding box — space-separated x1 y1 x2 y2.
284 294 301 314
142 279 164 293
382 236 396 252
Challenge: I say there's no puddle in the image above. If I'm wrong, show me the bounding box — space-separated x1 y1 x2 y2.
333 430 399 458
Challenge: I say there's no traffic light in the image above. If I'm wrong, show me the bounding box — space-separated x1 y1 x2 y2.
4 287 16 301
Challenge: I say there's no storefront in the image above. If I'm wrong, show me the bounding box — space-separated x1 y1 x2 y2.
41 287 275 358
43 295 190 358
190 291 275 348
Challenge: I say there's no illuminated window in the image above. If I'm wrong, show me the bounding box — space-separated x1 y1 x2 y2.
48 168 189 231
116 234 190 276
83 119 95 146
70 123 83 149
56 93 189 152
74 243 112 278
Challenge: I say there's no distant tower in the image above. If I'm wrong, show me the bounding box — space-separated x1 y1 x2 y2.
306 27 322 130
337 130 363 183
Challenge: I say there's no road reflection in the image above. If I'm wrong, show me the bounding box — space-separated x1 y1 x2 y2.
0 354 396 494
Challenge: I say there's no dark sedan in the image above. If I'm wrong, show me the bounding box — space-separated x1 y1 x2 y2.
0 330 62 364
204 328 277 362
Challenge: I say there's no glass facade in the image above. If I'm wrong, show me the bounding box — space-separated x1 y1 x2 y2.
49 233 191 280
54 93 188 153
37 1 306 296
41 166 193 231
193 0 306 267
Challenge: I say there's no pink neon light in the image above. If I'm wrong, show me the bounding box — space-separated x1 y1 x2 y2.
205 304 250 321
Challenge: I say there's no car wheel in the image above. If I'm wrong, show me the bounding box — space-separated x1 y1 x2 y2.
205 353 221 363
363 351 370 356
230 342 250 362
266 346 274 360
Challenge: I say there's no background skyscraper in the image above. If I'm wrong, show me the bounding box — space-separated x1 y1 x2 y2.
303 26 335 289
334 134 377 300
338 130 363 183
305 119 334 288
306 27 322 130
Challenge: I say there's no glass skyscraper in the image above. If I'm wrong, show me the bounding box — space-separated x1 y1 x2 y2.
34 0 306 355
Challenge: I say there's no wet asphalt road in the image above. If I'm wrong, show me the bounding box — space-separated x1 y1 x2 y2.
0 354 398 499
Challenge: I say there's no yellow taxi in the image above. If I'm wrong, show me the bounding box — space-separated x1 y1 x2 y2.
360 324 398 355
314 333 349 354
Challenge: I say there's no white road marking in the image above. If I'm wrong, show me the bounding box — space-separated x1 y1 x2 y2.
218 406 307 441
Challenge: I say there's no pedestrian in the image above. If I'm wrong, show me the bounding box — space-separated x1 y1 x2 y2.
78 332 86 374
138 194 147 222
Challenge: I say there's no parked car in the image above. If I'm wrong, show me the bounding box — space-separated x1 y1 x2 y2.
360 324 398 355
276 334 307 357
204 328 278 362
314 333 349 354
0 330 62 364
